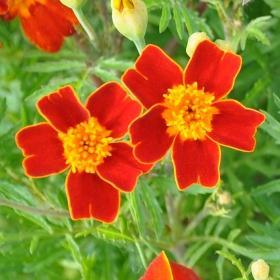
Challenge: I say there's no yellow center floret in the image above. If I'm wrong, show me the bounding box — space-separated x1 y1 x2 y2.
162 83 218 141
58 117 113 174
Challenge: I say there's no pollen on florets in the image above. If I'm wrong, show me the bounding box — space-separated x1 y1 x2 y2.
162 83 218 141
59 117 113 174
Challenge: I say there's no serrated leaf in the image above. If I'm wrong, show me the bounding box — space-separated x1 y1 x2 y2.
217 250 249 280
173 6 184 39
0 97 7 122
188 241 213 266
141 181 164 239
159 4 172 33
252 179 280 196
98 58 133 71
24 60 86 73
29 236 39 255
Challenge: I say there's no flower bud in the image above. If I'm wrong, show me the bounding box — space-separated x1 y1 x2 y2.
186 32 209 57
217 191 232 206
215 39 234 52
60 0 84 9
111 0 148 43
251 259 270 280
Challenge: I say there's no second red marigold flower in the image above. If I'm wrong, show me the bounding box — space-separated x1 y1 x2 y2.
122 40 265 189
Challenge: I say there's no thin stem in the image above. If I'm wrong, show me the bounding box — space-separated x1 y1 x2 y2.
183 207 209 236
180 235 256 260
28 178 49 203
73 8 98 50
0 198 69 218
133 37 146 54
135 240 148 268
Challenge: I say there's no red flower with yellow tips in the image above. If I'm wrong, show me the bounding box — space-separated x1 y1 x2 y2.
0 0 77 52
122 40 265 189
16 83 151 222
141 252 200 280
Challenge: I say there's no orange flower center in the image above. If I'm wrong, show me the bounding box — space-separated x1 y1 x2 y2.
7 0 46 17
162 83 218 141
58 117 113 174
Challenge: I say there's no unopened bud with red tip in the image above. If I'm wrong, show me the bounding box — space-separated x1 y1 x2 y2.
60 0 84 9
186 32 209 57
111 0 148 52
251 259 270 280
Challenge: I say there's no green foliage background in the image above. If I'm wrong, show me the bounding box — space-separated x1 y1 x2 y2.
0 0 280 279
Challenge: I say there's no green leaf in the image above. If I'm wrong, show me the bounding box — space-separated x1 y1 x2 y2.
173 6 184 39
252 179 280 196
217 250 249 280
159 4 172 33
23 60 87 73
0 97 7 122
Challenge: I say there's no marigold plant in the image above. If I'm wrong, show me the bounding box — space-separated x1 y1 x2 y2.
0 0 279 279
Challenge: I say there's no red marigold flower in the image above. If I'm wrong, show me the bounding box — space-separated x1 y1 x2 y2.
141 252 201 280
0 0 78 52
122 40 265 189
16 83 151 222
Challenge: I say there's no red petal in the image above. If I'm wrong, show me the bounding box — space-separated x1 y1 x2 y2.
20 0 77 52
37 86 89 133
86 82 142 139
122 45 183 108
0 0 8 15
208 99 265 152
15 123 67 177
171 262 201 280
184 40 242 100
46 0 78 26
172 137 220 189
141 252 173 280
130 105 174 163
97 143 152 192
66 172 120 222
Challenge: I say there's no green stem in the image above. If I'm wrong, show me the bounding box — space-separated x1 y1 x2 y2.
135 240 147 268
73 8 98 50
28 178 49 203
133 37 146 54
183 207 209 236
